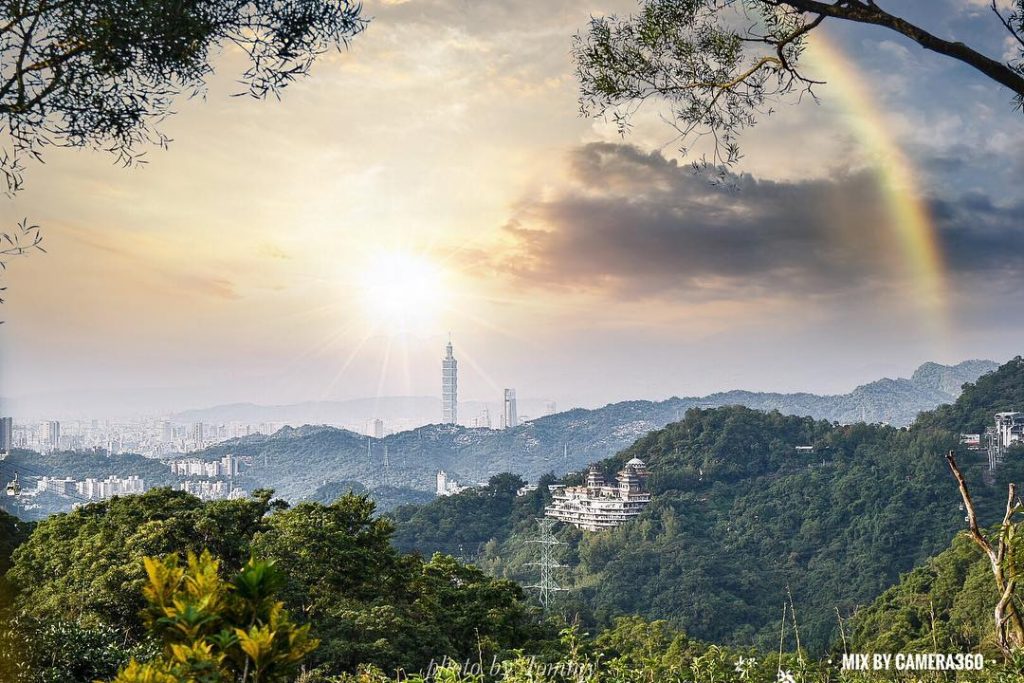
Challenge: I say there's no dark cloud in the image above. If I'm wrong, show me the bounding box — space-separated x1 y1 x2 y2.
497 142 1024 303
933 193 1024 277
500 143 895 301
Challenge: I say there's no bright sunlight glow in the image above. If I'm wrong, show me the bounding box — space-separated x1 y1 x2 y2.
356 251 447 334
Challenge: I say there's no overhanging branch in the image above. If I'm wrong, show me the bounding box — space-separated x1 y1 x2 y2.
774 0 1024 99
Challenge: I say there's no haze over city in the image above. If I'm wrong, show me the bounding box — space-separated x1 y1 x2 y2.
3 0 1024 418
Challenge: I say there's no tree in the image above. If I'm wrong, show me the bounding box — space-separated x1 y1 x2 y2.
7 488 273 640
109 550 317 683
573 0 1024 166
0 0 367 284
251 494 543 674
945 451 1024 657
0 0 366 195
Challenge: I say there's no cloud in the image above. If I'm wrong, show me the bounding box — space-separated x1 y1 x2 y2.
495 143 898 301
932 192 1024 278
493 143 1024 305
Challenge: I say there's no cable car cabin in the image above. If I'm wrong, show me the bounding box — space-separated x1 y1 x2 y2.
5 473 20 496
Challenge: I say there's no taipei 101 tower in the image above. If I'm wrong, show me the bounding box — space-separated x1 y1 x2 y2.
442 337 458 425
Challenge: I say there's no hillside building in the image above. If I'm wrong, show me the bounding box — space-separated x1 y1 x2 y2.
545 458 651 531
995 412 1024 448
960 433 983 450
436 469 468 497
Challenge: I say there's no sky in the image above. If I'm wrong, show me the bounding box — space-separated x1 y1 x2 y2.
2 0 1024 418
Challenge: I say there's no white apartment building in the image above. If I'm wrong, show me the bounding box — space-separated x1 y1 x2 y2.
995 412 1024 449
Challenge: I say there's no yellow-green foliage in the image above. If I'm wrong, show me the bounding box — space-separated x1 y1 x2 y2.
110 550 317 683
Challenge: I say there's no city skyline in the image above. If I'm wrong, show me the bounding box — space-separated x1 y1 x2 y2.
2 0 1024 414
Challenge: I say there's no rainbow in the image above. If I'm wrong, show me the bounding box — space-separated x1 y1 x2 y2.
804 36 951 346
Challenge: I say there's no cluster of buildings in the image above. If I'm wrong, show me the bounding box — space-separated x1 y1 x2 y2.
994 412 1024 448
179 480 248 501
168 454 242 478
1 419 61 454
545 458 652 531
0 415 289 457
435 470 470 497
32 475 145 500
961 411 1024 452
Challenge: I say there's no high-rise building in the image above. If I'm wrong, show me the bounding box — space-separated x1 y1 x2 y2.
373 418 385 439
0 417 12 453
189 422 204 452
45 420 60 451
503 388 518 429
160 420 174 443
442 338 458 424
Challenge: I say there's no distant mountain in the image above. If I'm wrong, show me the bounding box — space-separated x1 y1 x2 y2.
170 396 559 429
387 356 1024 654
171 397 442 425
171 359 996 430
190 360 997 500
3 360 995 511
700 358 998 426
196 401 677 500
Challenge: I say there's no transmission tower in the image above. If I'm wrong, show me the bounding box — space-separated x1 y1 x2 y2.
382 442 390 488
525 517 567 612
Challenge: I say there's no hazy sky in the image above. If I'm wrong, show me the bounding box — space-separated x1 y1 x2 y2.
2 0 1024 416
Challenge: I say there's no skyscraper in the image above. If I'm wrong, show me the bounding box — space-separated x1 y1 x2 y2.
45 420 60 452
189 422 204 452
373 418 385 439
503 388 518 429
0 417 12 453
442 338 458 424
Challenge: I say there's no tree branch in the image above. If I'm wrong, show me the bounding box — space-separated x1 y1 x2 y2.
775 0 1024 98
946 450 1024 655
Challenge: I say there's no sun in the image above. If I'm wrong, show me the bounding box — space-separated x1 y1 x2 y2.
356 250 447 333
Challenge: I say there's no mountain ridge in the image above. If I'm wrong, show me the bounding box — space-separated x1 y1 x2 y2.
172 359 996 428
387 356 1024 654
189 359 996 500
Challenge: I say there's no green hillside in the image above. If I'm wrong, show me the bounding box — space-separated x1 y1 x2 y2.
392 357 1024 654
846 533 999 656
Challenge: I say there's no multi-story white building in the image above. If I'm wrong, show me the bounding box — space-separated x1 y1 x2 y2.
65 475 146 500
179 479 247 501
545 459 652 531
995 412 1024 449
35 477 77 496
436 469 468 497
168 454 239 478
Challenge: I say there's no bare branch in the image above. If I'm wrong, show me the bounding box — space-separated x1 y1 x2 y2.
946 450 1024 656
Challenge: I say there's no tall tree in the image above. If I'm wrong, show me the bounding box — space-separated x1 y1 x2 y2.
573 0 1024 166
